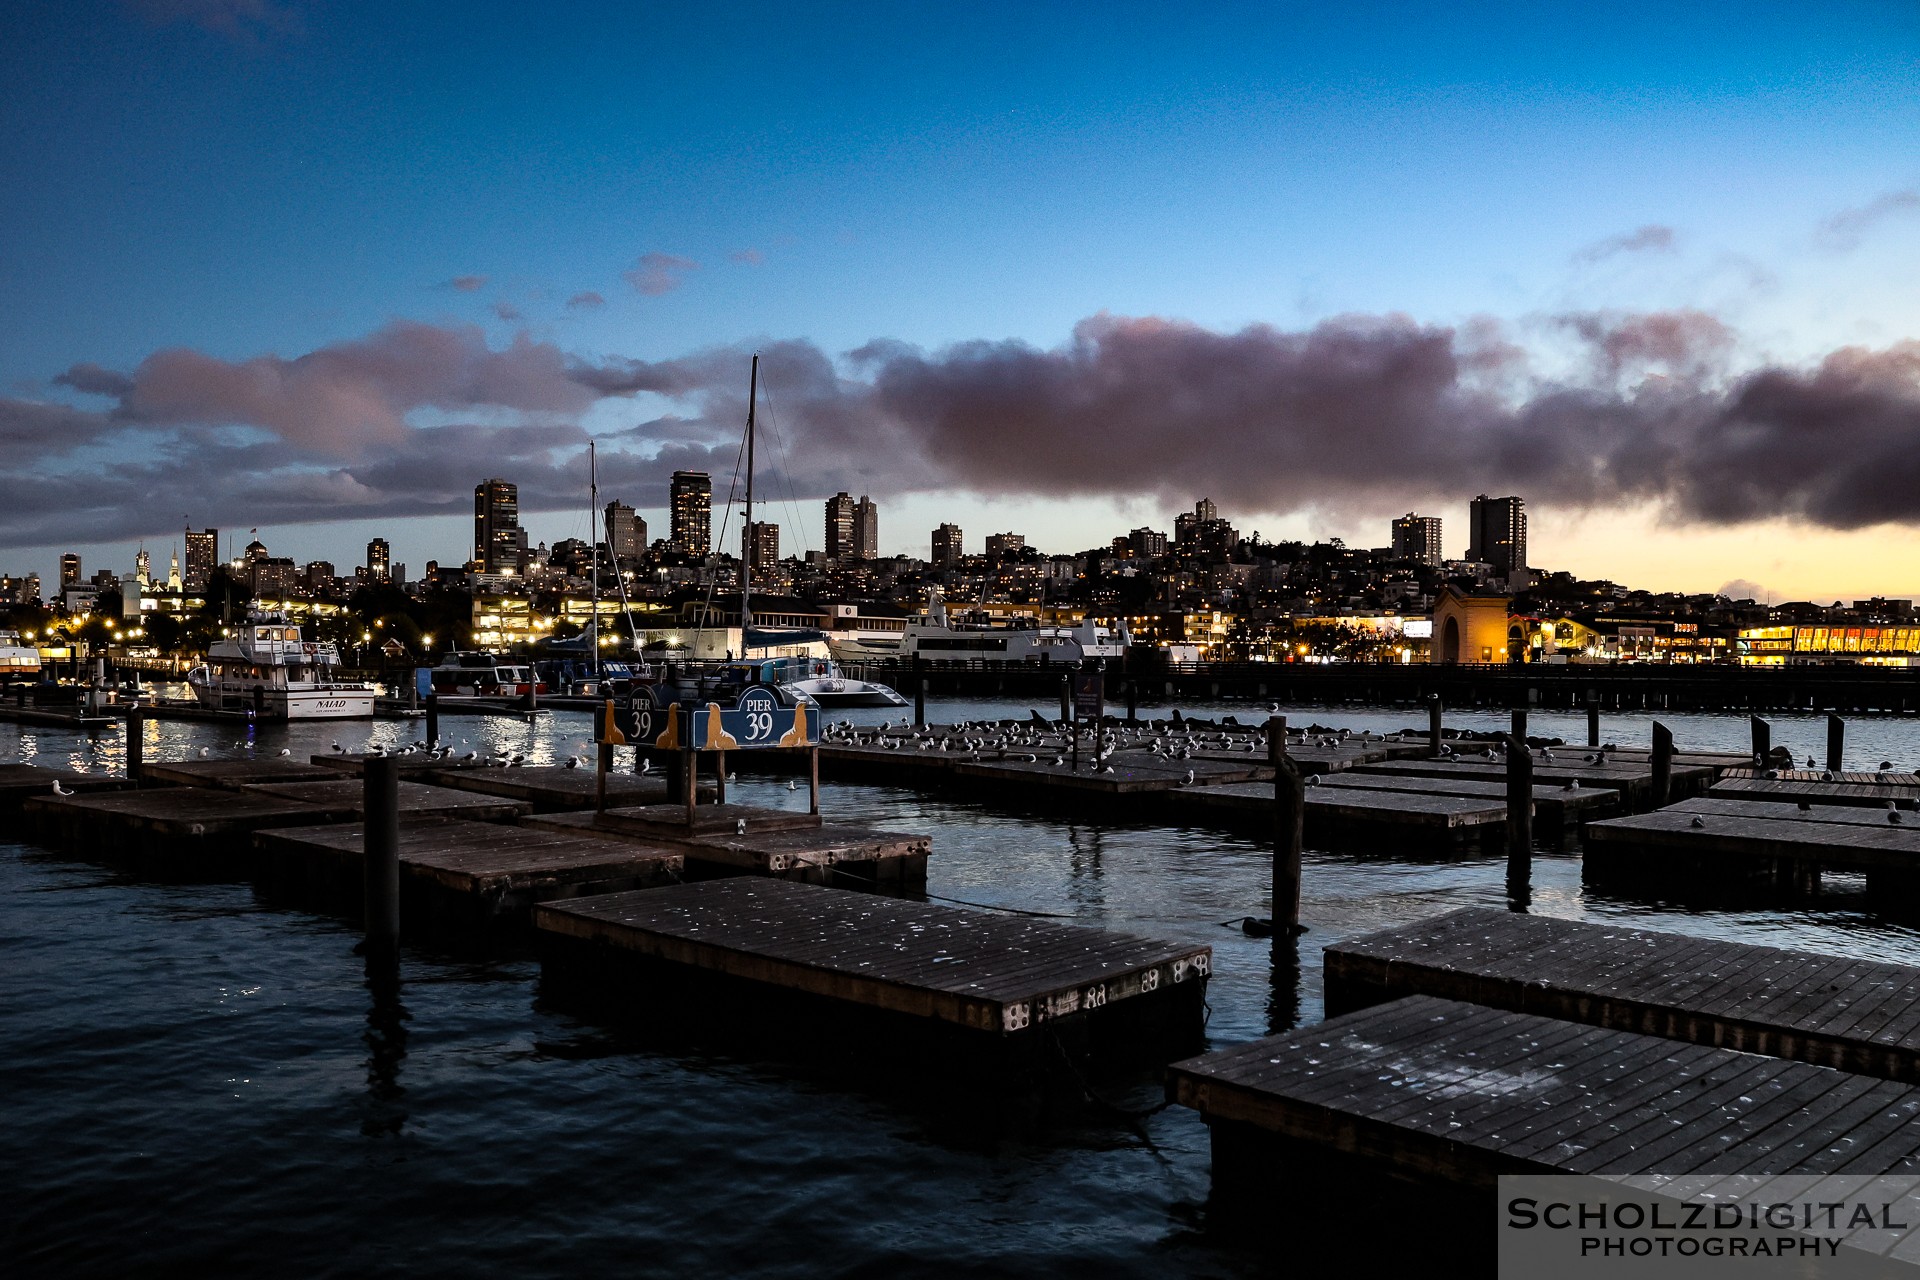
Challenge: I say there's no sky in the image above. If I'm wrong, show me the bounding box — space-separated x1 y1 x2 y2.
2 0 1918 603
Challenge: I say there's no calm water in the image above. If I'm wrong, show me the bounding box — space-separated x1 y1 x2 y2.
8 695 1920 1275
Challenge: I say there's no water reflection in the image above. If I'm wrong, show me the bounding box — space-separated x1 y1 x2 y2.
360 956 409 1139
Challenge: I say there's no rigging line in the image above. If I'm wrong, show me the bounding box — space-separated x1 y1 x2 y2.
694 406 753 634
753 374 812 558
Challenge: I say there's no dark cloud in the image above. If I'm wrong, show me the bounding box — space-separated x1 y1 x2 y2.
445 275 488 292
1819 188 1920 252
1575 224 1677 263
566 291 606 310
491 300 522 322
9 312 1920 548
123 0 300 41
622 253 698 296
730 248 765 266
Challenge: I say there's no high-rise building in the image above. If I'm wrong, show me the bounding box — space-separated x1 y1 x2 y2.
183 528 218 592
304 561 336 591
250 557 298 599
603 501 645 566
852 495 879 560
742 520 779 572
670 471 712 557
1129 527 1169 558
473 479 522 574
984 532 1026 558
1391 513 1443 567
59 553 81 588
1195 497 1218 524
931 523 963 566
824 492 856 559
366 538 391 582
1467 495 1528 577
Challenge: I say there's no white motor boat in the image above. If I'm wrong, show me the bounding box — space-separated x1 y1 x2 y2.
187 620 376 718
830 589 1129 663
0 630 40 678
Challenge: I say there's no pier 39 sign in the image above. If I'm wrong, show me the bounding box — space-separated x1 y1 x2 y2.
600 686 818 751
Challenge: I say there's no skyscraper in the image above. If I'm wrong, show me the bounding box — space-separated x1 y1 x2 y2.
742 520 779 572
603 501 645 566
1195 497 1218 524
1391 513 1443 567
59 553 81 588
984 532 1025 557
183 528 218 592
1467 495 1527 577
852 495 879 560
824 492 856 559
366 538 391 581
670 471 712 557
473 479 522 574
930 523 963 566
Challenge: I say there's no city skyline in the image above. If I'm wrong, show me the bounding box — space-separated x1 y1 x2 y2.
3 3 1919 601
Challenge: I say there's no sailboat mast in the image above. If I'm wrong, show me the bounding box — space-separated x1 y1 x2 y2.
589 440 599 676
742 353 758 644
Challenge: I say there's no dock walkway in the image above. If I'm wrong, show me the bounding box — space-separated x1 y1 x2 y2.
1169 994 1920 1186
1324 906 1920 1081
1583 800 1920 896
0 763 130 815
241 778 529 823
1163 782 1510 852
529 805 929 888
22 787 353 864
536 877 1209 1063
139 758 338 789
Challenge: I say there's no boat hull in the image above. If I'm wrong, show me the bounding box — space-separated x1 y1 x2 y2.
189 680 377 719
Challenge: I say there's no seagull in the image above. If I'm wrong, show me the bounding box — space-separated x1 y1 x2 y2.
1821 771 1834 782
1304 774 1319 787
1882 761 1896 772
726 771 737 783
1690 816 1706 828
1893 811 1906 825
785 779 798 791
1565 780 1579 791
461 750 478 762
734 818 747 835
639 759 652 775
277 748 290 757
564 757 580 769
1798 801 1812 812
198 747 210 757
1806 756 1817 769
50 780 72 796
1183 769 1195 786
331 742 344 753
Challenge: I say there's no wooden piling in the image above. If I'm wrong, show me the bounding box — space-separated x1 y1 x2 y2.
1505 729 1532 886
126 704 143 782
1828 713 1845 773
1750 713 1771 765
1651 721 1674 808
1058 674 1070 722
1585 695 1599 748
362 755 401 957
1268 715 1303 933
424 692 439 745
595 743 614 812
1427 694 1442 758
912 652 925 728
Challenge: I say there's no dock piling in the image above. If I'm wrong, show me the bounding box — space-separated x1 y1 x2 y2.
1651 721 1674 808
912 653 925 728
125 704 143 782
362 755 401 958
1057 675 1070 723
1750 714 1771 766
1267 715 1302 934
595 743 613 812
1505 720 1532 891
1827 713 1845 773
424 692 439 745
1585 695 1599 747
1426 694 1442 758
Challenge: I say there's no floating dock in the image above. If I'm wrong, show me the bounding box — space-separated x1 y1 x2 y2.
1308 772 1618 843
424 764 706 812
1325 906 1920 1082
240 778 530 823
530 804 930 889
1350 755 1712 812
21 787 354 866
139 757 339 789
1162 781 1512 853
536 877 1210 1068
308 751 483 778
1169 994 1920 1189
253 817 684 935
0 763 131 815
1710 776 1920 810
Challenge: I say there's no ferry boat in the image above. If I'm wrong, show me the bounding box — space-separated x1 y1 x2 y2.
186 620 376 718
427 650 547 696
829 589 1130 664
0 630 40 678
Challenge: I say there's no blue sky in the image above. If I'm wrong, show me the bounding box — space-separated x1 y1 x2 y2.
3 1 1918 599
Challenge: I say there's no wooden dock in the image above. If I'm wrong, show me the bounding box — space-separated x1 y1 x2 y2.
1710 776 1920 810
1325 906 1920 1082
1583 798 1920 897
1309 772 1619 842
536 877 1209 1067
138 757 339 789
1163 781 1511 853
1350 755 1712 811
253 817 684 935
240 778 530 823
0 763 131 815
530 805 930 889
1169 994 1920 1188
21 787 354 865
308 751 483 777
422 764 706 812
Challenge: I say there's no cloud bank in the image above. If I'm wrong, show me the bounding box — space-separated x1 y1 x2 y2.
5 310 1920 548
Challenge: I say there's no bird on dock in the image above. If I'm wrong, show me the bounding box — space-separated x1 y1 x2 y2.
1893 811 1906 825
331 742 344 752
1798 801 1813 812
785 779 798 791
564 757 580 769
735 818 747 835
1821 771 1835 781
1051 756 1064 767
198 746 210 757
1690 816 1706 828
1807 756 1817 768
638 758 652 774
725 771 736 783
461 750 477 762
1304 774 1319 787
277 748 290 757
1883 761 1897 772
1183 769 1195 786
50 780 72 796
1565 780 1579 791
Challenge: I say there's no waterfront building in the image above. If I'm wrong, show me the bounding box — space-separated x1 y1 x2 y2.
852 495 879 559
474 479 523 575
1738 624 1920 667
743 520 779 572
825 492 856 559
366 538 391 582
1391 514 1443 567
604 501 645 566
931 523 963 566
1431 587 1514 664
984 532 1025 558
59 553 81 588
670 471 712 557
1467 495 1527 578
